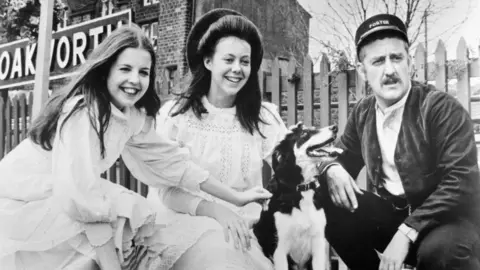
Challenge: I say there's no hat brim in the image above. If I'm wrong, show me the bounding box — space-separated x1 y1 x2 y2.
356 25 409 48
186 8 243 71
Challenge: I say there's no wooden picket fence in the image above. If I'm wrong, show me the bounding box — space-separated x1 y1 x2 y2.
0 92 149 197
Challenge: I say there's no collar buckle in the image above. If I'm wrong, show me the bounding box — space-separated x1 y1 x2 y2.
296 177 321 192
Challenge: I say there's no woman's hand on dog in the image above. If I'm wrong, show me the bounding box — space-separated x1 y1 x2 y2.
325 164 363 211
234 186 272 207
209 203 252 251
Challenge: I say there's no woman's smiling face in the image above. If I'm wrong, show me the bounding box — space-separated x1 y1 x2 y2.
107 47 152 111
204 36 252 99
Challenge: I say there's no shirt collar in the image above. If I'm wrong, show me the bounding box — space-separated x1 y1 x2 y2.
375 84 411 115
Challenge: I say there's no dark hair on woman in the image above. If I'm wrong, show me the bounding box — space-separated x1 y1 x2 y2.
171 14 266 137
28 24 160 158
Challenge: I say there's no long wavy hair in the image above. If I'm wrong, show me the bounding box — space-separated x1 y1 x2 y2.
28 24 160 158
171 15 266 137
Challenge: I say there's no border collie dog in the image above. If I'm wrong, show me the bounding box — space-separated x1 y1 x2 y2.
253 123 342 270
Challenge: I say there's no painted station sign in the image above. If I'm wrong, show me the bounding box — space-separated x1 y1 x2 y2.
0 9 132 90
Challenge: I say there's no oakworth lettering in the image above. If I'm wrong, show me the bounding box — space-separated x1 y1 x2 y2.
0 9 131 89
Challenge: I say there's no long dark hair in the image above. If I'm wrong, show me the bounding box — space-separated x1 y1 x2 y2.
171 15 266 136
28 24 160 157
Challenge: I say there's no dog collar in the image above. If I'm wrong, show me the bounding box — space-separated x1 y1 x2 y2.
296 176 321 192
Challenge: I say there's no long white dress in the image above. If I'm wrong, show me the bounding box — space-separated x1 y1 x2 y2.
0 96 212 269
147 96 287 270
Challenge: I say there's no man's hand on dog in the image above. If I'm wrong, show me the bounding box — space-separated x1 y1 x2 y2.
378 230 411 270
325 165 363 211
210 203 252 252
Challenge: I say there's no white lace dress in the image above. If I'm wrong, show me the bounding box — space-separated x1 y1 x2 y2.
147 97 287 270
0 96 212 269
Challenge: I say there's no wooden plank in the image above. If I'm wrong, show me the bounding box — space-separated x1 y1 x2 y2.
12 96 19 148
109 161 118 183
258 58 265 94
456 37 471 113
271 58 281 111
435 40 447 92
355 71 366 100
303 56 314 126
130 176 138 193
5 97 12 154
0 96 4 159
140 183 149 197
18 93 28 141
27 92 33 126
336 72 348 135
286 59 297 126
319 54 331 127
119 159 128 187
414 43 426 83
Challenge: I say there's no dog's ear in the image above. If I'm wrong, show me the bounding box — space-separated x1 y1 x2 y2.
288 121 303 132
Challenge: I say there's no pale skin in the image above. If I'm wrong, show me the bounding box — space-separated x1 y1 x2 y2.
325 37 413 270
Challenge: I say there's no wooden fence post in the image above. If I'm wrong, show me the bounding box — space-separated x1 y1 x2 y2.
12 96 19 148
0 96 4 159
19 93 28 141
271 58 281 112
456 37 471 113
5 97 12 154
319 54 331 127
435 40 447 92
414 43 426 83
286 58 298 126
336 72 348 135
303 56 314 126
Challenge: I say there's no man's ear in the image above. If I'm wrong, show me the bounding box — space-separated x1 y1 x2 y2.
204 56 212 71
356 62 366 82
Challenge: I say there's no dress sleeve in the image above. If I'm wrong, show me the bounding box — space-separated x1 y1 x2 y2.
260 102 288 167
121 101 210 193
52 98 115 223
147 100 204 215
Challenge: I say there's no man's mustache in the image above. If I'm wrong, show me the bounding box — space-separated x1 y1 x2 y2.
382 75 400 85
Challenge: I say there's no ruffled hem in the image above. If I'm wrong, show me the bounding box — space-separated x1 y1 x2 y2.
0 184 165 269
148 213 223 270
111 189 167 269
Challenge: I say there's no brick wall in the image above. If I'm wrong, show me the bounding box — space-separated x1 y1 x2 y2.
157 0 192 74
195 0 310 64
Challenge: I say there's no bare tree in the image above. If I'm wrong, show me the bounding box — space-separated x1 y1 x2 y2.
293 0 473 71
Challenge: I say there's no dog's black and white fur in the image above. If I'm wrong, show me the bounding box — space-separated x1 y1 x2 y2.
253 123 342 270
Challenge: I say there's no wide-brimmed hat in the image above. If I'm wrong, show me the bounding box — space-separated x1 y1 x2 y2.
355 13 409 56
186 8 263 72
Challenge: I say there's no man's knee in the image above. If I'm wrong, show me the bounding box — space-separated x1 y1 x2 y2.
417 221 480 270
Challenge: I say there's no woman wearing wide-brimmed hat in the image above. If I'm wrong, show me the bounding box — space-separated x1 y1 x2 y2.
147 8 287 270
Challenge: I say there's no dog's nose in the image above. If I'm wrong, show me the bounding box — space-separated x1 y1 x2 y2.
330 125 338 133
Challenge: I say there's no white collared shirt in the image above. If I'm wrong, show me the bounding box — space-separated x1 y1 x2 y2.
375 87 411 196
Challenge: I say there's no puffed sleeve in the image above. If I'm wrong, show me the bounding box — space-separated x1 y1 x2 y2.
121 104 210 193
260 102 288 167
147 100 203 215
52 97 115 223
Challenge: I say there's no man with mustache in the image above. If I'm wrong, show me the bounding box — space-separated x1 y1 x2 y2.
320 14 480 270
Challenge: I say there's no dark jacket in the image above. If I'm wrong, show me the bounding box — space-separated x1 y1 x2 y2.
335 80 480 236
